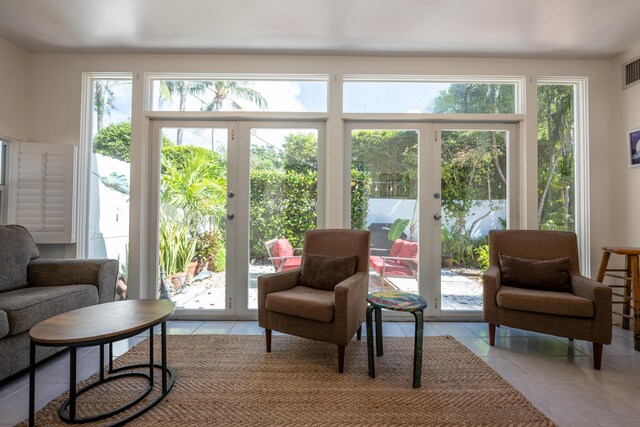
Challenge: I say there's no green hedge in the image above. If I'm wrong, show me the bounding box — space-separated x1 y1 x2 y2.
249 169 370 261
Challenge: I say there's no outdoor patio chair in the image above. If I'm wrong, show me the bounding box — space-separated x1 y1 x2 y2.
369 239 418 286
265 237 302 272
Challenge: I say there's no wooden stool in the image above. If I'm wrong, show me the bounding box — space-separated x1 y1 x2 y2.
596 246 640 349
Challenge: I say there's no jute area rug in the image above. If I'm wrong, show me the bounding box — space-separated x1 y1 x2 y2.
23 335 555 426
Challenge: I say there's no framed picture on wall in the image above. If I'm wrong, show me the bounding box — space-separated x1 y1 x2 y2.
630 128 640 168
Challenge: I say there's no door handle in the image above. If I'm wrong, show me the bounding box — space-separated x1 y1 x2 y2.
227 213 235 220
433 213 442 221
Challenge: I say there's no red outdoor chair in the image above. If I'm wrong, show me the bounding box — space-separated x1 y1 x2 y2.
369 239 418 285
265 238 302 272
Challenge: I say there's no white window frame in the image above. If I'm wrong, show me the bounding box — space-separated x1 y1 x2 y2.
77 72 133 258
0 140 7 225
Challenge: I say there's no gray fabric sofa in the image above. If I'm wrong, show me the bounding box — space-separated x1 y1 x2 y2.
0 225 118 381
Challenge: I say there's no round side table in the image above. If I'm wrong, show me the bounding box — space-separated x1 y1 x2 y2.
366 291 427 388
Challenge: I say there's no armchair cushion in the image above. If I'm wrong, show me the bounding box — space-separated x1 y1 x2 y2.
265 285 335 323
499 253 571 292
497 286 594 318
0 225 39 293
298 254 357 291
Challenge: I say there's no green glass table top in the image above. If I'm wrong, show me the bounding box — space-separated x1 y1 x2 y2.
366 291 427 312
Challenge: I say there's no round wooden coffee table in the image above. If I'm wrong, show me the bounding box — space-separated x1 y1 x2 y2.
28 299 175 426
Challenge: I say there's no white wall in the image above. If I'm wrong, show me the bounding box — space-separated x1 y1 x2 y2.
0 37 30 141
611 44 640 249
5 52 615 288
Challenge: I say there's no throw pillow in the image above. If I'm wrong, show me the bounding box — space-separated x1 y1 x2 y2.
298 254 358 291
499 253 571 292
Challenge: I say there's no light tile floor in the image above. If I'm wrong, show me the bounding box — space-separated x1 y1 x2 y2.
1 321 640 426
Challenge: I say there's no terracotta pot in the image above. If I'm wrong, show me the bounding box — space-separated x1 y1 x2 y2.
187 261 198 277
171 272 187 290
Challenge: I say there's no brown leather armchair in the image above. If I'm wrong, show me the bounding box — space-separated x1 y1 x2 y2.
483 230 612 369
258 229 370 373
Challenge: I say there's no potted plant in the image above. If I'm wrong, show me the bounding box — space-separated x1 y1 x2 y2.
441 226 456 268
159 218 197 291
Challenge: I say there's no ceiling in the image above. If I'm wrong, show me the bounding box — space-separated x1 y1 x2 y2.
1 0 640 58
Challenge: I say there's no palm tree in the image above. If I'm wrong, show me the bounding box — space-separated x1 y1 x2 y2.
158 80 212 145
94 81 115 130
202 81 268 112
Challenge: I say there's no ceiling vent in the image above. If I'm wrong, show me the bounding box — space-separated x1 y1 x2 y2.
623 56 640 90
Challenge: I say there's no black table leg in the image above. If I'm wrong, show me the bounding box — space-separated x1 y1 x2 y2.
366 305 375 378
109 342 113 373
375 306 383 356
29 340 36 427
99 344 105 382
149 327 154 387
69 347 77 421
162 321 167 393
412 309 424 388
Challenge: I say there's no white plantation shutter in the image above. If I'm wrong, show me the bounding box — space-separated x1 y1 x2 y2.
7 142 77 243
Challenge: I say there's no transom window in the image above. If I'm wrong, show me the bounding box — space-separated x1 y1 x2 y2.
148 76 328 113
343 80 518 114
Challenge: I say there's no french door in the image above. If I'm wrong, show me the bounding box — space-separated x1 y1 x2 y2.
346 121 517 318
431 123 517 317
149 120 324 318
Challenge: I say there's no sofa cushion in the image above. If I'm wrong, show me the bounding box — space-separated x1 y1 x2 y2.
497 285 594 318
0 225 40 293
0 311 8 340
298 254 357 291
0 285 99 336
499 253 571 292
266 286 335 323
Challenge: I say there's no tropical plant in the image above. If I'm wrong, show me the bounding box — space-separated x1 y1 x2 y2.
158 80 211 145
388 218 410 241
195 229 226 273
537 85 575 231
161 147 227 233
159 215 197 276
93 120 172 163
94 81 115 131
202 80 268 112
474 244 490 272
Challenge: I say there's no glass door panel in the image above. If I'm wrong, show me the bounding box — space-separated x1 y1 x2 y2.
156 125 233 313
437 125 514 313
247 127 319 309
348 127 420 295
